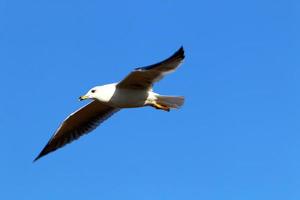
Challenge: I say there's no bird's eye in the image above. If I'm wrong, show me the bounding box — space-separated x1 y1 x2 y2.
91 89 96 93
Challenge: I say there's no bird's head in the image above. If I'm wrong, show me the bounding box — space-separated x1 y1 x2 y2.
79 87 99 101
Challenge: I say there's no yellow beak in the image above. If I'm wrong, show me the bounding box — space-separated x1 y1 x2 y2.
79 95 89 101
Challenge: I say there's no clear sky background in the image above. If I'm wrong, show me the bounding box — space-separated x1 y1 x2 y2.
0 0 298 199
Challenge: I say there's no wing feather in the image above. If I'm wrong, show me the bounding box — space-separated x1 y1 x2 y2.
117 47 185 90
34 100 120 161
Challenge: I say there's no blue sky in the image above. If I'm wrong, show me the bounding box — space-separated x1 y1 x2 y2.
0 0 298 199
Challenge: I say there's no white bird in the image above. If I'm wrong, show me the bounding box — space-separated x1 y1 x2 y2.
34 47 185 161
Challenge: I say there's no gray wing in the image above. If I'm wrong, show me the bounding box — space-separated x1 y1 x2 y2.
34 100 120 161
117 47 185 90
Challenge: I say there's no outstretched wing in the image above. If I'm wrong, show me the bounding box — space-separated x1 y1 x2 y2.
34 101 120 161
117 47 185 90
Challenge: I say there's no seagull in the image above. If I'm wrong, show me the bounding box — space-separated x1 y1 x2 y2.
34 47 185 161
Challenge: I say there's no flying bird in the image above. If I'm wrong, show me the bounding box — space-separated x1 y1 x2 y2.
34 47 185 161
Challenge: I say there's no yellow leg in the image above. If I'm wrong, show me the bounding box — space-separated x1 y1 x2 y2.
152 102 170 112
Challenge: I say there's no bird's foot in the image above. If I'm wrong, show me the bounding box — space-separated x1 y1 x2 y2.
151 103 170 112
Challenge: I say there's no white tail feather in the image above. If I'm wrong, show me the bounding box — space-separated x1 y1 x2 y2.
156 95 185 109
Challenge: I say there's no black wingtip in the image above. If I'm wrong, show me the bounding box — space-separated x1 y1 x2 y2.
176 46 185 59
135 46 185 71
167 46 185 62
33 152 44 162
33 148 50 162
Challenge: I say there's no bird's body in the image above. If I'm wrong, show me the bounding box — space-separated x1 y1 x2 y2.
89 83 157 108
34 47 186 161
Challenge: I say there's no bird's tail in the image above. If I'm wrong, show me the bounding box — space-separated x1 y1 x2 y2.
156 95 185 109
